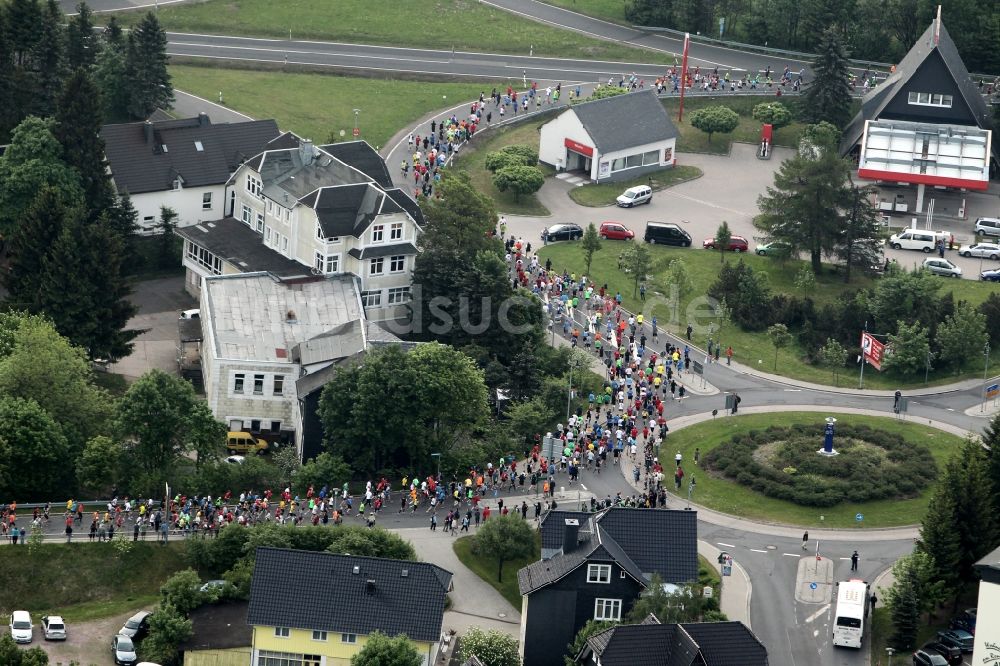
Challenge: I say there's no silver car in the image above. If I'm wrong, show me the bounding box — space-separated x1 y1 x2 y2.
922 258 962 278
959 242 1000 259
42 615 66 640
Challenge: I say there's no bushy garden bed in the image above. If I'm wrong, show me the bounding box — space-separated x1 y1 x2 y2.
702 424 936 507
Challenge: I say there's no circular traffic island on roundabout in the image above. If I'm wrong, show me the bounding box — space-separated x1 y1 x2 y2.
665 412 964 528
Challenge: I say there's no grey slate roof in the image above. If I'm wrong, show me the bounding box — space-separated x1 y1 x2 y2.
175 217 308 278
568 89 677 154
385 188 425 228
519 507 698 595
247 547 452 642
539 510 591 551
840 19 996 157
102 115 280 195
581 620 768 666
321 141 395 189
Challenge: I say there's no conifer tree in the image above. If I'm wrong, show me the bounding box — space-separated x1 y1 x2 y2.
125 12 173 119
54 68 115 219
65 2 97 69
3 188 77 310
803 28 853 129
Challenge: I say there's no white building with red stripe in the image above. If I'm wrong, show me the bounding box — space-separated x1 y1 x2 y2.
538 89 678 183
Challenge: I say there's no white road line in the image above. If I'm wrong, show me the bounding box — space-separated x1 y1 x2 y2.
805 605 830 623
580 484 588 491
839 557 851 560
750 548 768 553
947 408 955 411
783 389 802 392
717 542 735 548
783 553 801 557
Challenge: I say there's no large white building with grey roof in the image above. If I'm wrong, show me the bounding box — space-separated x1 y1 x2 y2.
199 271 399 455
538 89 678 183
178 135 423 323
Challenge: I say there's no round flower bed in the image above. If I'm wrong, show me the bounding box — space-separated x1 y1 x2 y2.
701 423 937 507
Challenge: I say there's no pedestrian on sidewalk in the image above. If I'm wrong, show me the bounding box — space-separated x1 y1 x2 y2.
726 346 733 365
802 531 809 550
851 550 859 571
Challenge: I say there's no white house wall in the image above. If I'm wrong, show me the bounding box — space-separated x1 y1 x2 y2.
973 579 1000 664
596 137 677 181
130 185 224 235
539 110 594 173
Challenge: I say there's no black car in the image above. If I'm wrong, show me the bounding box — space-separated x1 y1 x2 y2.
118 611 151 641
921 640 962 665
912 650 948 666
949 608 977 634
541 223 583 242
936 629 973 653
644 221 692 247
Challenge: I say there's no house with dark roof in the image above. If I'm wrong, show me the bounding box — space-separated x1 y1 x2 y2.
971 544 1000 663
538 90 678 182
176 136 422 323
517 507 698 666
840 12 1000 178
101 113 281 234
179 600 252 666
574 614 768 666
247 547 452 666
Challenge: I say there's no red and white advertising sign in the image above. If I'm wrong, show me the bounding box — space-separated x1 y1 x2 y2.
860 331 884 371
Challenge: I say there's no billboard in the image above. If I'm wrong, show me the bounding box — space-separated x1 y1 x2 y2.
861 331 884 371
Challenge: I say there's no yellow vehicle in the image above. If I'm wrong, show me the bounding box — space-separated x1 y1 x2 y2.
226 431 268 455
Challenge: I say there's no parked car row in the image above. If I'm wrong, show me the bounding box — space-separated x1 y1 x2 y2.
539 221 701 249
9 609 160 665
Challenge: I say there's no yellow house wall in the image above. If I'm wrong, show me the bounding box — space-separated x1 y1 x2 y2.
252 626 433 666
183 646 252 666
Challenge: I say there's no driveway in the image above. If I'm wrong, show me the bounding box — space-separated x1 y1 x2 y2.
9 609 142 666
112 275 196 380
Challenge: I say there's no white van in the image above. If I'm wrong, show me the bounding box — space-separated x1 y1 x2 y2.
616 185 652 208
888 229 946 253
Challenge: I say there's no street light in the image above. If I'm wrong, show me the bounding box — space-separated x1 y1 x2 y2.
982 342 991 413
353 108 360 137
886 647 894 666
430 452 441 482
924 351 933 386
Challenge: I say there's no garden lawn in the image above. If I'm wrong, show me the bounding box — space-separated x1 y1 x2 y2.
170 65 510 150
569 165 703 206
536 241 1000 389
538 0 626 23
450 117 555 216
661 412 964 528
127 0 669 63
660 96 808 155
0 542 192 620
453 531 541 609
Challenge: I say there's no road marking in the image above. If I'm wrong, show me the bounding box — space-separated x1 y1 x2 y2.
805 605 830 623
750 548 768 553
839 557 851 560
783 553 801 557
783 389 802 392
580 484 588 491
947 408 955 411
717 542 735 548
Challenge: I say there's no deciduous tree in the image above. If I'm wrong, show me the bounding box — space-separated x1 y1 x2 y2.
77 435 122 495
620 242 653 297
459 627 520 666
712 221 732 264
351 632 422 666
818 338 847 385
882 320 930 376
0 396 72 500
493 164 545 201
581 222 602 277
689 105 739 144
751 102 792 130
474 513 535 582
935 301 988 370
767 323 792 370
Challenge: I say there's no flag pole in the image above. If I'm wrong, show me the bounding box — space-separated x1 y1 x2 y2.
678 33 690 122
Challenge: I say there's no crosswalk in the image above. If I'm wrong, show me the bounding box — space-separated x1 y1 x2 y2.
554 172 587 187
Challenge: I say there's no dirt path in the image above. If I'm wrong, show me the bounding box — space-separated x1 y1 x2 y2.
22 608 149 666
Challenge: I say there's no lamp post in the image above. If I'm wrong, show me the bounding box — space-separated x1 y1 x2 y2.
886 647 894 666
566 356 581 423
982 342 991 412
430 452 441 482
924 351 933 386
353 108 360 137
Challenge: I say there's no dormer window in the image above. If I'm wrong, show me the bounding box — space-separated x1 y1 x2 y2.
245 173 263 199
372 224 384 243
172 178 182 190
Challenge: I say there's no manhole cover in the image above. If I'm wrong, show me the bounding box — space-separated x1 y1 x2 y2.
498 613 507 618
766 545 777 550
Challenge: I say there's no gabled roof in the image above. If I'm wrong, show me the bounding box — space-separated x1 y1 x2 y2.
102 114 280 195
975 543 1000 584
304 183 385 238
385 188 425 228
580 619 768 666
565 90 677 154
247 547 452 642
519 507 697 595
321 141 395 189
539 510 591 551
841 18 995 157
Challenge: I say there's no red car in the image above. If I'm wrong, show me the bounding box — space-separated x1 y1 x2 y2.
702 235 749 252
599 222 634 240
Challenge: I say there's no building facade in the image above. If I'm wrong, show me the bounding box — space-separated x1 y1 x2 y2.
972 545 1000 665
538 90 678 183
177 137 423 324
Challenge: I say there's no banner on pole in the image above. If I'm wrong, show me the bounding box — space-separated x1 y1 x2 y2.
860 331 885 371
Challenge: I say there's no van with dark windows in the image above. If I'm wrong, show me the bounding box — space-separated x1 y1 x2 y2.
644 222 691 247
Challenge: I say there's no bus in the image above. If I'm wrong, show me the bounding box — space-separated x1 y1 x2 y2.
832 579 870 648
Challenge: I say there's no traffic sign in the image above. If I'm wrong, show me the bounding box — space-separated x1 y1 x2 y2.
692 360 704 376
856 513 864 522
988 383 999 399
809 582 817 590
353 127 360 137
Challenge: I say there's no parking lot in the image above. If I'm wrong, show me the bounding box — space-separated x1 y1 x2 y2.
5 609 143 665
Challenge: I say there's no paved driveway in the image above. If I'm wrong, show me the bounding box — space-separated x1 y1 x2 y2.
112 276 196 381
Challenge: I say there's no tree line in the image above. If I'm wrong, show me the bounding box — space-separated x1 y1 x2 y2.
626 0 1000 75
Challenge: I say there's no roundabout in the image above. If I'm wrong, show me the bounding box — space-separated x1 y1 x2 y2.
657 411 966 528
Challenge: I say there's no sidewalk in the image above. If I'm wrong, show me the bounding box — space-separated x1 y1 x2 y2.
698 540 752 627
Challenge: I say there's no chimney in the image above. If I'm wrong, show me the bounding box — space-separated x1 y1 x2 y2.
365 579 376 595
198 112 210 127
299 139 315 166
352 565 360 575
563 518 580 554
286 310 297 322
143 120 153 145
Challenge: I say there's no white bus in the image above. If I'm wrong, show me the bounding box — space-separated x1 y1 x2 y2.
832 579 870 648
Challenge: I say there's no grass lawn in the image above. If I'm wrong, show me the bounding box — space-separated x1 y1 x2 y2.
569 165 703 207
451 117 555 216
659 412 964 528
659 96 807 155
536 241 1000 389
0 542 192 620
171 65 510 150
539 0 626 23
125 0 669 63
453 530 541 610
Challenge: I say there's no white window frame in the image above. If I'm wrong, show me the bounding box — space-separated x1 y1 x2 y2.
242 204 252 226
387 286 411 304
369 257 385 276
594 598 622 621
341 633 357 644
281 235 289 252
274 626 290 638
389 255 405 273
314 252 340 274
246 174 263 199
907 91 953 108
273 375 285 396
390 221 404 240
202 192 213 211
233 373 245 394
253 374 265 396
311 630 327 641
256 212 265 233
361 290 382 308
372 224 385 243
265 226 272 243
587 564 612 584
